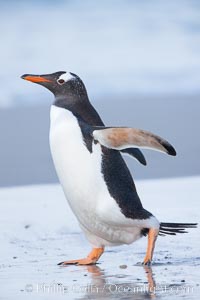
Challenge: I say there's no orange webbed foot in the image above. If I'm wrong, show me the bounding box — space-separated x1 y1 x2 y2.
58 247 104 266
58 257 96 266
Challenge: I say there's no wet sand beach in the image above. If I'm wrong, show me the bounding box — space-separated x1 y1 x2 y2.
0 176 199 299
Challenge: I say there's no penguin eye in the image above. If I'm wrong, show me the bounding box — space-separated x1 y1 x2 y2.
57 79 65 85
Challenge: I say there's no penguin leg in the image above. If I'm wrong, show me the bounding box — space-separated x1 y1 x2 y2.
58 247 104 266
143 228 159 265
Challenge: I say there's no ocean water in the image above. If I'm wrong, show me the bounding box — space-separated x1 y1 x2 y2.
0 0 200 107
0 0 200 186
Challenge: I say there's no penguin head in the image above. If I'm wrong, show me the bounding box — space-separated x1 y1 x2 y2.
21 71 88 101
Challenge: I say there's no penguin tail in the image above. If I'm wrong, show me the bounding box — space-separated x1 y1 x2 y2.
159 222 197 236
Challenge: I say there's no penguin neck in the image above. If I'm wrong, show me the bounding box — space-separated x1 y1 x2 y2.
53 95 104 126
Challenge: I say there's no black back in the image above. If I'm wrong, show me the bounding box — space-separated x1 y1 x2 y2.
33 71 151 220
55 95 151 220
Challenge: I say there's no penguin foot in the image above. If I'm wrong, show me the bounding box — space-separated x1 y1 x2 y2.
58 257 96 266
142 259 152 266
58 247 104 266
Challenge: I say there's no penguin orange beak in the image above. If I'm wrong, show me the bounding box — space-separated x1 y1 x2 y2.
21 74 52 83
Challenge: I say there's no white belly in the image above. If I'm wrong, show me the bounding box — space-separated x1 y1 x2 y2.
49 106 157 247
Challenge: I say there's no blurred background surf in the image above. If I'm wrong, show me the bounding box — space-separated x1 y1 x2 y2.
0 0 200 186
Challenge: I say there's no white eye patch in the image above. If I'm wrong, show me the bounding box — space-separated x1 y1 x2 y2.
57 72 75 85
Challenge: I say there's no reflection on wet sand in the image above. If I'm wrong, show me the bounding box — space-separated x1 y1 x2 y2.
79 264 156 299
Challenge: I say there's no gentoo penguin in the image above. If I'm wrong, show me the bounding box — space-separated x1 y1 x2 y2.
21 71 197 265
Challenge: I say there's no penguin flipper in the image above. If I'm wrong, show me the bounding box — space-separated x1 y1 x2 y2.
120 148 147 166
92 127 176 156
